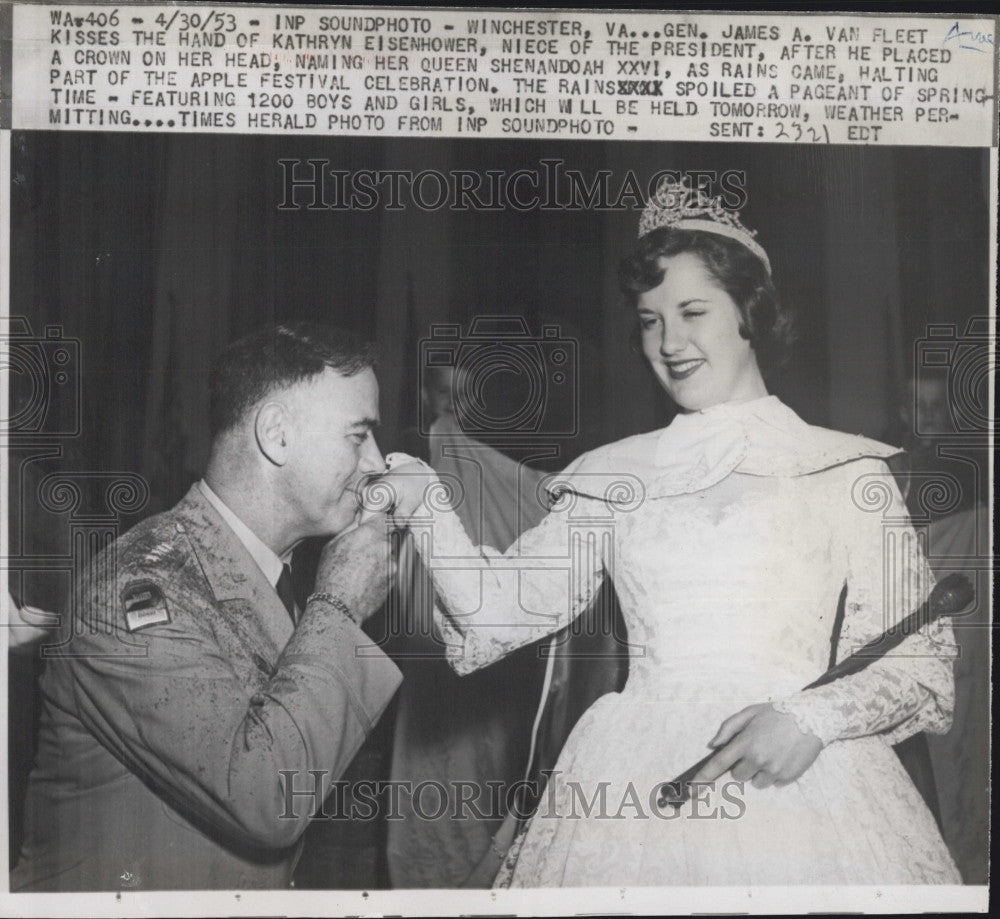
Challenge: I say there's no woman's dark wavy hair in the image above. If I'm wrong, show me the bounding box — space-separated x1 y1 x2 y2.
619 227 795 377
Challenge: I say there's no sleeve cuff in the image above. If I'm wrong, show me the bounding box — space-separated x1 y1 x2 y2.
772 694 840 747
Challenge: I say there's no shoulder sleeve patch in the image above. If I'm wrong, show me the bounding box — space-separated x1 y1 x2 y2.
121 579 171 632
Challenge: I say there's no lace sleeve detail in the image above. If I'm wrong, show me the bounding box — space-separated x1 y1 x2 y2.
409 486 609 675
774 461 957 747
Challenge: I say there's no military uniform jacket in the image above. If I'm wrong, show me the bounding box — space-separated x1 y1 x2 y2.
12 484 402 891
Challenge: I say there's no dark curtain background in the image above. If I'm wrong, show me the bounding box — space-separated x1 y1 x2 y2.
7 134 991 880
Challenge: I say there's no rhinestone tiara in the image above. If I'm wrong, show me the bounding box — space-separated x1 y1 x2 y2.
638 175 771 275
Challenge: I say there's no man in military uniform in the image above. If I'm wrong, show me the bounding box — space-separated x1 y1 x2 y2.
12 322 402 891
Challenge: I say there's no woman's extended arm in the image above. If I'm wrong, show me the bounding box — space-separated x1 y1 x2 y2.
772 460 957 746
691 460 957 791
380 458 609 674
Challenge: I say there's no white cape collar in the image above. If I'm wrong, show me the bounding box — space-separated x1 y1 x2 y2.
546 396 900 503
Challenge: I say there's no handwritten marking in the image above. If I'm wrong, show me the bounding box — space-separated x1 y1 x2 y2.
943 22 994 52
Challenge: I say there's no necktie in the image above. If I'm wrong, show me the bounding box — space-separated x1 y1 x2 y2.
276 563 297 624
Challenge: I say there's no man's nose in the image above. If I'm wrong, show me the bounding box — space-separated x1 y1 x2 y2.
359 434 386 474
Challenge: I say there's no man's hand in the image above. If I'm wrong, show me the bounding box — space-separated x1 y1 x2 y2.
312 517 396 625
690 703 824 790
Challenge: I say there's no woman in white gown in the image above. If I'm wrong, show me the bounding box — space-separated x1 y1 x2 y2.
381 177 961 886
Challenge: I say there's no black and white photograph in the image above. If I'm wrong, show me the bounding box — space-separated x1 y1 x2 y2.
1 4 994 915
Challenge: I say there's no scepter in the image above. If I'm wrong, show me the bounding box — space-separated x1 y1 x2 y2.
656 572 974 809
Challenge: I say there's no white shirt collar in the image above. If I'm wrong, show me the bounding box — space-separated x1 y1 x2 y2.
197 480 287 588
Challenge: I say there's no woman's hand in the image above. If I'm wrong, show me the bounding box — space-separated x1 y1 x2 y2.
690 702 824 790
363 455 440 525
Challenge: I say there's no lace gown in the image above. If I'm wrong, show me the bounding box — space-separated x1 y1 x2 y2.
402 397 961 886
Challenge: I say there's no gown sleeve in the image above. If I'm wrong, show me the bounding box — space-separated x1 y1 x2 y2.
773 460 957 747
407 482 610 675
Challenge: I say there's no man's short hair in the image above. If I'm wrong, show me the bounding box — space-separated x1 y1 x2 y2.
209 322 376 436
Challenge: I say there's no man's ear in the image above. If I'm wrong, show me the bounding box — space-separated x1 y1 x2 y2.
255 401 290 466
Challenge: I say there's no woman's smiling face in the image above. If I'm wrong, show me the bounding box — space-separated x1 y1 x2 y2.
637 252 767 412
